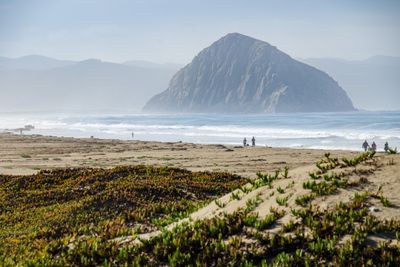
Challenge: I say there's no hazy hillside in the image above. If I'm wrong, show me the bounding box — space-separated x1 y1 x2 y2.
0 57 179 112
144 33 355 113
123 60 182 70
302 56 400 111
0 55 74 71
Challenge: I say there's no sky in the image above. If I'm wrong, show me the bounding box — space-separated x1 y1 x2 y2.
0 0 399 64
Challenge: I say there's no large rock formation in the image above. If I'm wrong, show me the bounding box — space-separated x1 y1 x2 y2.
143 33 355 113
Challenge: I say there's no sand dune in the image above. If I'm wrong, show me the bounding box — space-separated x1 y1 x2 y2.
118 154 399 245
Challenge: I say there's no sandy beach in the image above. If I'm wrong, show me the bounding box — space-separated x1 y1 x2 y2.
1 132 399 222
0 132 359 177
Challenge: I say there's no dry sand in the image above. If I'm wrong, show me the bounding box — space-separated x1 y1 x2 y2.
0 132 357 178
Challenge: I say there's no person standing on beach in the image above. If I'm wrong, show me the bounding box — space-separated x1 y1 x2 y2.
252 136 255 146
384 142 389 152
243 138 247 147
362 140 369 151
371 141 377 152
132 132 134 139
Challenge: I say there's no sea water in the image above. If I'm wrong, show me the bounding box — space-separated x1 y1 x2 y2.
0 111 399 151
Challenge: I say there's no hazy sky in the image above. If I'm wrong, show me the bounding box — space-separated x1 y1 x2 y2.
0 0 399 64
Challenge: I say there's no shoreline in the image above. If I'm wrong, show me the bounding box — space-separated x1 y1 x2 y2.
0 132 359 177
2 130 368 152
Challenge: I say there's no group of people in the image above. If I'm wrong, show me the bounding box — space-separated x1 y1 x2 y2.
242 138 391 152
243 136 256 147
362 140 390 152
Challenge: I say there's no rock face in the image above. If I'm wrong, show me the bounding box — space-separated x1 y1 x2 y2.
143 33 355 113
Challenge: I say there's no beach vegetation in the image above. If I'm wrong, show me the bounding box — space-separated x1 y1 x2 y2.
341 151 375 167
230 191 242 200
282 220 296 232
315 153 340 174
380 195 391 207
0 165 246 263
276 186 285 194
255 210 284 230
282 166 289 178
295 193 316 207
244 195 263 213
215 199 226 208
276 195 289 206
1 152 398 266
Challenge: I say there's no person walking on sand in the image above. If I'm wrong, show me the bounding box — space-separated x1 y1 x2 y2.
371 141 377 152
252 136 256 147
362 140 369 151
243 137 247 147
384 142 389 152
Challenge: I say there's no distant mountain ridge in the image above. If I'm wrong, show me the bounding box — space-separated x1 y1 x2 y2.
123 60 183 70
0 55 74 71
0 55 183 71
302 56 400 110
143 33 355 113
0 56 180 112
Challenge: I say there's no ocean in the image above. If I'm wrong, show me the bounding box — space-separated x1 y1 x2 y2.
1 111 399 151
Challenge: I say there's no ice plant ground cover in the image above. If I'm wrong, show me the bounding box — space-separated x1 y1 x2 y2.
0 152 399 266
0 165 246 264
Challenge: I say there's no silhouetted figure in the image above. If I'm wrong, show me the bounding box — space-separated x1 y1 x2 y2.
362 140 369 151
371 141 377 152
251 136 255 146
384 142 389 152
132 132 134 139
243 138 247 147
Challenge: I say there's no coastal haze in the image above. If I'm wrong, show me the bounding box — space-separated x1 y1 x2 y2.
1 0 399 114
0 55 179 112
302 56 400 111
1 31 398 150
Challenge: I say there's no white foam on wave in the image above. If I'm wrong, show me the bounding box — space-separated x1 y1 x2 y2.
129 126 399 141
